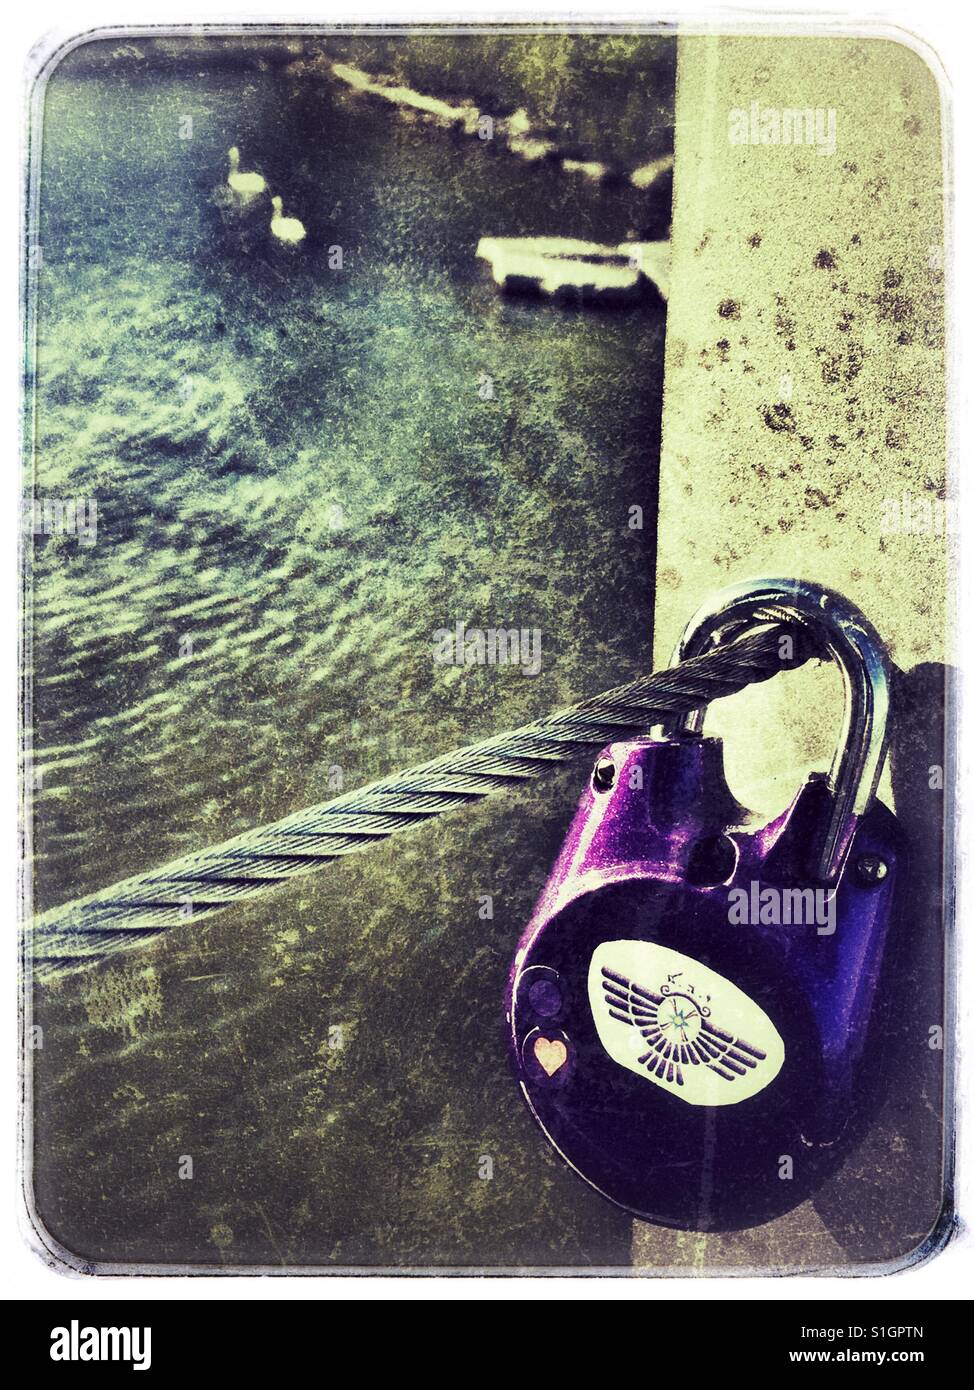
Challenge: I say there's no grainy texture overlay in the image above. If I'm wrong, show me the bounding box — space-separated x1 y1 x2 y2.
27 30 672 1269
23 26 949 1275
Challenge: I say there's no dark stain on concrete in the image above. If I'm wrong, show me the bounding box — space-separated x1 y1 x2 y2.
761 402 797 433
875 289 914 325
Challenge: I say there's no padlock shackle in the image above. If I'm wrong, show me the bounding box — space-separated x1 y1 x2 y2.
663 578 892 885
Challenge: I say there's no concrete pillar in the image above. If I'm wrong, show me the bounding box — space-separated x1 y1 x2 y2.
636 30 949 1271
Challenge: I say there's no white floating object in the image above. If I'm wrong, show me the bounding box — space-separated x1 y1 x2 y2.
476 236 668 305
562 158 609 182
478 235 612 263
332 61 478 133
508 134 556 163
270 195 306 246
227 146 267 204
506 108 532 138
630 153 674 191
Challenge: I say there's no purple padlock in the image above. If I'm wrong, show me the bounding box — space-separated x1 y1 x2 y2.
508 579 902 1231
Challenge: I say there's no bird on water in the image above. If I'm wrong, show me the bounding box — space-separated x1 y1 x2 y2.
270 195 307 246
226 146 267 205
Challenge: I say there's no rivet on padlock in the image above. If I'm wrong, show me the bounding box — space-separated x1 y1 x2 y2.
507 579 903 1232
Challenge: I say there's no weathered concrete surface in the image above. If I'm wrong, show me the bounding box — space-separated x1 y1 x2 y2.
635 32 949 1272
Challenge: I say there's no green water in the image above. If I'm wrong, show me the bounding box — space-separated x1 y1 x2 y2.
29 34 671 1269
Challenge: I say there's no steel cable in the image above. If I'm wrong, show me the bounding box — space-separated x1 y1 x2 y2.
29 623 803 981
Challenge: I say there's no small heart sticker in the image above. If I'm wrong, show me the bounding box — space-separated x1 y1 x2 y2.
534 1036 568 1076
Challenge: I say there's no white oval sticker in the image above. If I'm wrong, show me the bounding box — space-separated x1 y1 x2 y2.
588 940 784 1106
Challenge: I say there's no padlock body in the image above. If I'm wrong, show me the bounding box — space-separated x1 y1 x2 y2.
508 736 902 1231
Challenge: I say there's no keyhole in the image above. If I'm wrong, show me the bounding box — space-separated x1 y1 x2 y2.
592 757 616 792
685 834 738 887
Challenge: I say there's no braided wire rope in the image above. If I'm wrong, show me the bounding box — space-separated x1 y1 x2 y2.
30 623 802 981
